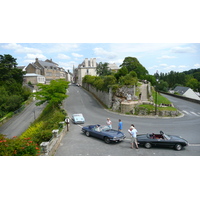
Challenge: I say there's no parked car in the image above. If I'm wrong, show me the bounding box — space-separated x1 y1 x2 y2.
72 113 85 124
82 124 126 144
137 131 188 150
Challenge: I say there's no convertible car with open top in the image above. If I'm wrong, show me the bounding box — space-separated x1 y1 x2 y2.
82 124 126 144
137 131 188 150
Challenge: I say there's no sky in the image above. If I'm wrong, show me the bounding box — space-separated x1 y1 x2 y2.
0 43 200 75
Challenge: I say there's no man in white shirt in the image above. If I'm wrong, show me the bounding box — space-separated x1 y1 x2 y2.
128 125 139 149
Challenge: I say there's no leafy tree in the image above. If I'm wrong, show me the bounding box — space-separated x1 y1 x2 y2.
119 74 137 85
156 80 169 92
96 62 111 76
0 54 25 85
186 78 199 91
120 57 148 79
34 79 69 107
114 66 128 80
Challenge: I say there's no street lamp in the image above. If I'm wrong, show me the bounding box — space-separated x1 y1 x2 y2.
155 79 158 115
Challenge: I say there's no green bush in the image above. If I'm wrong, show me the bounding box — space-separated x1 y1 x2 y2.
20 104 66 145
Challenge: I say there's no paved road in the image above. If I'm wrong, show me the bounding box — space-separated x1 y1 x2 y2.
55 85 200 156
0 101 45 138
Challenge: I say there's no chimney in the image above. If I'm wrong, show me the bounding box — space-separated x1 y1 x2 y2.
93 58 96 68
90 58 93 67
85 58 88 67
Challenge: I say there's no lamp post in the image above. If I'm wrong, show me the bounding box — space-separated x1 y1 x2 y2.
155 79 158 115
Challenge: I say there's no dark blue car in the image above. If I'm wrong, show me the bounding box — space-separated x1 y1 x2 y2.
82 124 126 144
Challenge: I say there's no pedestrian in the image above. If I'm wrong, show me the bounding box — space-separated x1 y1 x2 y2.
106 118 112 129
118 119 123 131
128 125 139 149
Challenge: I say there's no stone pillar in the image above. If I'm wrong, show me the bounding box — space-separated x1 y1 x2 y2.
93 58 96 67
90 58 93 67
85 58 88 67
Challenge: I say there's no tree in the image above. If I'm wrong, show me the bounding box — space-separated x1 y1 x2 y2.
34 79 69 107
0 54 25 85
114 66 128 80
120 57 148 79
96 62 111 76
186 78 199 91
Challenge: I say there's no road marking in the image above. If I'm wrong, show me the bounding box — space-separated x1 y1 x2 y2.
182 110 191 115
189 144 200 146
190 111 200 116
182 110 200 116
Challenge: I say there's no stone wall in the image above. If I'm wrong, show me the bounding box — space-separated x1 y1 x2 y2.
82 83 113 108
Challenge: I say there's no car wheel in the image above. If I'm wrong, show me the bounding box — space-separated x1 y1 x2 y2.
104 137 111 144
145 142 152 149
85 131 90 137
174 144 182 151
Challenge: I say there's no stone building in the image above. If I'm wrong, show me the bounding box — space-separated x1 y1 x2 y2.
24 58 69 86
74 58 97 85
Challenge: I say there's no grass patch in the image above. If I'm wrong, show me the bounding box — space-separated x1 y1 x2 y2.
152 90 171 105
138 104 177 112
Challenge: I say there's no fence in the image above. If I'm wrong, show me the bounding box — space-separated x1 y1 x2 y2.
40 122 68 156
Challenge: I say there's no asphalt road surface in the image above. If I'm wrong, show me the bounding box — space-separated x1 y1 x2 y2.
55 85 200 156
0 101 45 138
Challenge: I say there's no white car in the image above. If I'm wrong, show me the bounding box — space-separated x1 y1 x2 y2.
72 113 85 124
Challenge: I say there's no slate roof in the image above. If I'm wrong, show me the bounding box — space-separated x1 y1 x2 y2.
174 86 190 95
38 60 58 68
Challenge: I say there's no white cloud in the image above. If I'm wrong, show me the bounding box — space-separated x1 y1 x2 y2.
194 63 200 68
25 53 46 60
46 43 80 53
93 47 117 59
23 54 46 64
72 53 83 57
160 63 168 67
171 46 195 53
2 43 42 53
110 43 185 53
57 54 71 59
157 55 176 59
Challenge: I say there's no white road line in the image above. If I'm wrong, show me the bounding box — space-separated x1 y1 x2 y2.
189 144 200 146
182 110 191 115
190 111 200 116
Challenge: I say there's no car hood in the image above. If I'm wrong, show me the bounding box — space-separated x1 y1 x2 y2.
74 117 84 121
104 130 124 137
169 135 188 143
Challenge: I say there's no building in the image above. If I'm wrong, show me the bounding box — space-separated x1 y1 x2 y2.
173 86 200 100
74 58 97 85
108 63 119 72
25 58 69 86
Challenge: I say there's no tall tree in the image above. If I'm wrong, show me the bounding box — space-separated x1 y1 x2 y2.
120 57 148 79
0 54 25 85
96 62 111 76
34 79 69 107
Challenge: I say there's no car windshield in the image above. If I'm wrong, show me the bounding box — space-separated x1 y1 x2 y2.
101 126 110 131
163 133 170 140
73 114 83 117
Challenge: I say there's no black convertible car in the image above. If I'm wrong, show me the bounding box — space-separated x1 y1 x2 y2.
137 131 188 150
82 124 126 144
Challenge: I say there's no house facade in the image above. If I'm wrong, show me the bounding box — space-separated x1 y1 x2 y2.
25 58 70 86
74 58 119 85
74 58 97 85
173 86 200 100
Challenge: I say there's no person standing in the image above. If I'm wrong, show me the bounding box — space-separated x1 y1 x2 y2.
106 118 112 129
118 119 123 131
128 125 139 149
